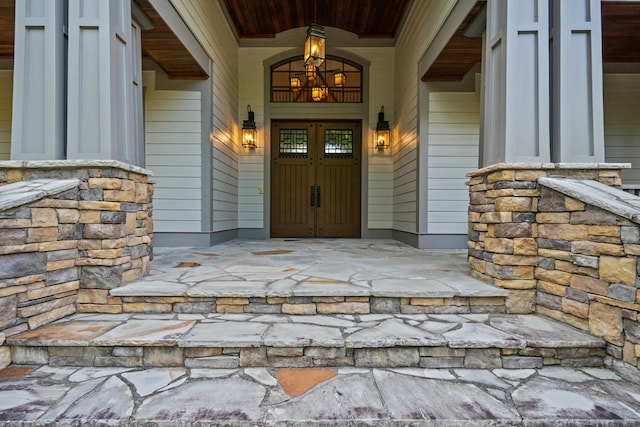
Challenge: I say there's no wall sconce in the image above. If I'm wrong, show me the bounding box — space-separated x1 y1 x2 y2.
334 72 346 87
375 106 390 150
242 105 257 149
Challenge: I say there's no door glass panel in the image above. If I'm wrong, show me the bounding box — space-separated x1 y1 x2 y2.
279 129 308 155
324 129 353 155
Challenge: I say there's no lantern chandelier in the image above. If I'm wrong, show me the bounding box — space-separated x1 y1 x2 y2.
288 0 346 101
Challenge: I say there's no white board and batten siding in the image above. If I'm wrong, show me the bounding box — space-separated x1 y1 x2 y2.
171 0 239 232
427 91 480 234
604 74 640 185
394 0 457 233
145 88 202 233
0 71 12 160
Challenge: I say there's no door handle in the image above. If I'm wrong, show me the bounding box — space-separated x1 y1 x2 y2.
316 186 321 208
310 186 316 207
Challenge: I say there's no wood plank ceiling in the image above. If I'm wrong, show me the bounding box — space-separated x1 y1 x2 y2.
135 0 208 79
221 0 411 39
0 0 639 81
0 0 13 59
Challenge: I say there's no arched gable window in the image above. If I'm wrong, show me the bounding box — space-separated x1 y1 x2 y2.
271 55 362 103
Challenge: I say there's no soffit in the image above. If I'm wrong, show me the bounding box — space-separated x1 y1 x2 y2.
0 0 13 59
136 0 209 80
602 1 640 63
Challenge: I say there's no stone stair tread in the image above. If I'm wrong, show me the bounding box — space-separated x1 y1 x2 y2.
8 313 603 350
110 275 509 299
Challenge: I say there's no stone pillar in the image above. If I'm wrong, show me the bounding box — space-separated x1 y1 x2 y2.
11 0 66 160
481 0 550 165
551 0 605 162
467 163 626 314
66 0 141 165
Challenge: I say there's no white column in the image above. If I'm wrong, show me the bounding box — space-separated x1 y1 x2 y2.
481 0 550 165
66 0 139 165
551 0 604 162
11 0 66 160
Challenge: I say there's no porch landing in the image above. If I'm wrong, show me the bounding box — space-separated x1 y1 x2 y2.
107 239 508 315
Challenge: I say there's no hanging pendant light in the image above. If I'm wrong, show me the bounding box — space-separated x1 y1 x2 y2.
304 24 326 68
290 77 302 92
305 64 317 81
312 86 328 102
334 72 346 87
304 0 325 68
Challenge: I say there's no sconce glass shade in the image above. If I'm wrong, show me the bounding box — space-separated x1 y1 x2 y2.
242 128 257 148
375 129 390 150
290 77 302 92
312 86 328 102
334 72 346 87
242 105 257 148
305 64 317 81
375 106 390 150
304 24 326 68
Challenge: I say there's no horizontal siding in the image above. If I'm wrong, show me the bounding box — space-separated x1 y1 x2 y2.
171 0 239 232
393 0 456 233
604 74 640 185
0 71 12 160
427 89 480 234
145 89 202 233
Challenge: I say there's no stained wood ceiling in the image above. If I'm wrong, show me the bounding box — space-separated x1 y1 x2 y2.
221 0 411 39
422 2 485 82
0 0 13 59
136 0 208 79
602 1 640 63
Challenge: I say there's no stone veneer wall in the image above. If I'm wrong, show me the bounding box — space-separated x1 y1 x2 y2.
0 161 153 350
467 163 640 370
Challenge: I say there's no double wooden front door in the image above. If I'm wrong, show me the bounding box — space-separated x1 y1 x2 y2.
271 120 361 237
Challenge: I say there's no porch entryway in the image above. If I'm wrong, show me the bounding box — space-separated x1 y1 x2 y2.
5 239 632 424
270 120 361 238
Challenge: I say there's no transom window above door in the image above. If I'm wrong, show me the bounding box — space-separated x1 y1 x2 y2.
271 55 362 103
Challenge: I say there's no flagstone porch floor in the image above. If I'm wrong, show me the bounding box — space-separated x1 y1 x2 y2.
114 238 506 300
2 239 640 425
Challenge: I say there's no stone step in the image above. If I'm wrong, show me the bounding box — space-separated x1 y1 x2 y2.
8 312 605 369
106 274 509 316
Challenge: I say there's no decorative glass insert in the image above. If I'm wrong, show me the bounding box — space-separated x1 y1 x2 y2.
279 129 308 154
324 130 353 154
271 55 362 103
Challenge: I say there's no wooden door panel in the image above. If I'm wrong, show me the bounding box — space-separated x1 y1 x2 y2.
316 164 360 237
271 122 315 237
271 163 314 236
316 122 361 237
271 120 360 238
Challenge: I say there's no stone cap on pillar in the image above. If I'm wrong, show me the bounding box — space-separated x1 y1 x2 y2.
466 162 631 177
0 160 153 177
